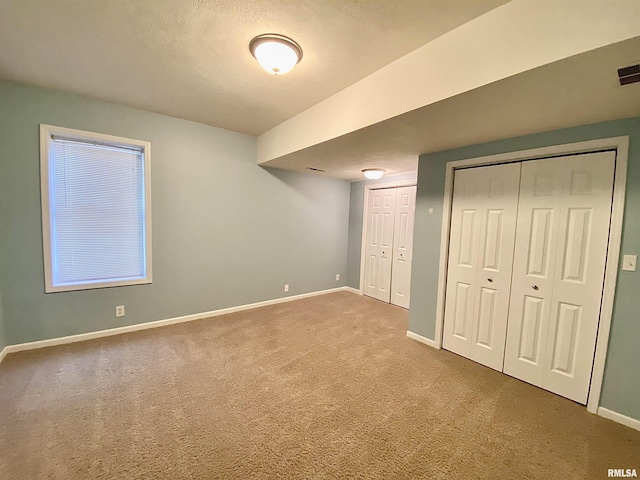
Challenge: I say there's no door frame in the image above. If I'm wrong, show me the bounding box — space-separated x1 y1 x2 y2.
359 178 417 297
433 136 629 414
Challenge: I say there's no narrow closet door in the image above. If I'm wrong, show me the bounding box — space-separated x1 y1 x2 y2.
390 186 416 308
468 164 520 370
503 151 615 404
442 163 520 368
364 188 396 302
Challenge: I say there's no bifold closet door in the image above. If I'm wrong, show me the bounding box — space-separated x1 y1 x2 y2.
390 186 416 308
442 163 520 371
364 188 396 302
503 151 615 404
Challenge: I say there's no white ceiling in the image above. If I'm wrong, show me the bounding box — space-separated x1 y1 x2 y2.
264 36 640 180
0 0 507 136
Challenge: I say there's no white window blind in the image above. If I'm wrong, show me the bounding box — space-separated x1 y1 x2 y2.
41 125 151 292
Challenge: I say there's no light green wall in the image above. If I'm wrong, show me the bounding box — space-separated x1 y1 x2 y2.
408 117 640 421
0 81 350 345
346 172 418 289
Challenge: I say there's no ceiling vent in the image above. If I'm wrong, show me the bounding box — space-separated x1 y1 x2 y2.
618 64 640 86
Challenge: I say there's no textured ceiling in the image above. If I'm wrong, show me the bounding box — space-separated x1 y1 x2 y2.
0 0 507 135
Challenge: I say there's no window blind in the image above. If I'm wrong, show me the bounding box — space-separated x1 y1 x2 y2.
49 137 147 287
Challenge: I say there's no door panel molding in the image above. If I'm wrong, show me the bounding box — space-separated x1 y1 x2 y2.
442 163 520 370
359 178 417 302
433 136 629 415
364 189 396 302
503 152 615 403
391 186 417 308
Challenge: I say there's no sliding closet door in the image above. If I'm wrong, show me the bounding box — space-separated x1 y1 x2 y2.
364 188 396 302
390 186 416 308
442 163 520 370
503 151 615 404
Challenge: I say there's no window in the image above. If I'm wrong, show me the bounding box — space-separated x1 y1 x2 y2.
40 125 152 293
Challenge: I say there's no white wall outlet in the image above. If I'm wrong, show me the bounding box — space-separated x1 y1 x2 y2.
622 254 637 272
336 273 340 281
115 305 125 317
284 284 289 292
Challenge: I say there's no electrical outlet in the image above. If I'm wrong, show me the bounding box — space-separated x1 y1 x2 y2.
336 274 340 281
622 254 637 272
115 305 125 317
284 284 289 292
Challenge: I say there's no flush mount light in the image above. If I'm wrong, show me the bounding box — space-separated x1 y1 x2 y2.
362 169 386 180
249 34 303 75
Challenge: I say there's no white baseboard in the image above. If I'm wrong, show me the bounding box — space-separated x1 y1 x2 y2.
598 407 640 432
0 346 8 364
0 287 352 361
406 330 438 349
343 286 362 295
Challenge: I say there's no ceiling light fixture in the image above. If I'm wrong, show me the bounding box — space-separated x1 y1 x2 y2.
249 34 303 75
362 169 386 180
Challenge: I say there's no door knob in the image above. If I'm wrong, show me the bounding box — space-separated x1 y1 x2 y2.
487 278 493 283
532 285 539 291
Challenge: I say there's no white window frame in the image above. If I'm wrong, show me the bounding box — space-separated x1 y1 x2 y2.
40 124 152 293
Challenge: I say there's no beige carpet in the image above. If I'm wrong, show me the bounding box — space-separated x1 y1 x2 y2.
0 292 638 479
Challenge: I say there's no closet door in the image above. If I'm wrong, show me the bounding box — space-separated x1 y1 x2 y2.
390 186 416 308
503 151 615 404
364 188 396 302
442 163 520 370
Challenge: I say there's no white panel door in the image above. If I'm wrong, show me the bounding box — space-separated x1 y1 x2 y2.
364 188 396 302
390 186 416 309
468 164 521 370
504 151 615 404
443 163 520 370
443 168 482 357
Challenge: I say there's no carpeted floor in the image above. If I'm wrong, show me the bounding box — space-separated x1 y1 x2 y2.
0 291 638 479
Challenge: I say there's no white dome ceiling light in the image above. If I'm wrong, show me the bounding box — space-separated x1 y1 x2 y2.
362 169 386 180
249 34 303 75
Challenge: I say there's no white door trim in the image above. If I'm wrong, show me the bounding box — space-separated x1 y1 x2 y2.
434 136 629 415
359 178 417 295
